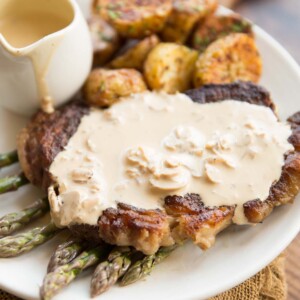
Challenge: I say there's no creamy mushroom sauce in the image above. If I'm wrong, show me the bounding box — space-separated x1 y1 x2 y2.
49 92 293 227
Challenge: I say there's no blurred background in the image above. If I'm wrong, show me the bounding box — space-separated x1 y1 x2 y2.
222 0 300 63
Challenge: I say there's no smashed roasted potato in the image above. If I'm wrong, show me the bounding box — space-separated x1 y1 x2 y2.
88 16 120 67
108 35 160 71
192 14 253 52
193 33 262 88
83 68 147 107
93 0 172 38
160 0 218 44
144 43 198 93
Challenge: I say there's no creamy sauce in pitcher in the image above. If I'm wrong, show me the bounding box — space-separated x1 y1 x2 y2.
49 92 293 227
0 0 74 113
0 12 70 48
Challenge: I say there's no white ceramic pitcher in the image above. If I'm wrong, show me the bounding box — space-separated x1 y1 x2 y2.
0 0 93 116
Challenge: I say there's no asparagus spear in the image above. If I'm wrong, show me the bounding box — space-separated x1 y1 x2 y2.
0 222 61 258
41 246 107 300
0 198 49 237
120 245 178 286
91 246 132 297
47 238 88 273
0 173 29 194
0 150 18 168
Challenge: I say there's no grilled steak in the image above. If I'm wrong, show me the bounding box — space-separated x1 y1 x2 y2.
17 100 89 191
164 194 234 250
184 80 276 111
17 81 300 254
99 203 174 254
288 112 300 152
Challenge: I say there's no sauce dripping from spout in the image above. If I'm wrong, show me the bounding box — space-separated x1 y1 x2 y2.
28 40 63 113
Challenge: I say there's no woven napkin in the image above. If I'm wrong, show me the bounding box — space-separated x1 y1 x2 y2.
210 254 286 300
0 254 286 300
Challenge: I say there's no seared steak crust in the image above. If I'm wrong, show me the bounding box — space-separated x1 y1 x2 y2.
16 82 300 253
69 224 103 244
165 194 235 250
17 101 89 190
99 203 173 255
288 112 300 151
98 196 234 253
184 81 276 112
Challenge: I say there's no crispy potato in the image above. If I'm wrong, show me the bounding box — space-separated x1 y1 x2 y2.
108 35 160 71
83 68 147 107
144 43 198 93
193 33 262 88
192 14 253 52
160 0 218 44
88 16 120 67
93 0 172 38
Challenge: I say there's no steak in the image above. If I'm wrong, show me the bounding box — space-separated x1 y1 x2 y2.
17 81 300 254
184 80 276 111
17 100 89 191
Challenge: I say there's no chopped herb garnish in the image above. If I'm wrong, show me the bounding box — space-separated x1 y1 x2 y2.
219 31 229 38
108 3 117 10
108 10 120 20
128 25 136 34
194 5 204 12
98 32 113 42
176 3 185 11
195 36 210 47
99 81 106 92
203 37 210 45
231 23 245 32
209 27 217 35
195 36 202 45
108 2 122 10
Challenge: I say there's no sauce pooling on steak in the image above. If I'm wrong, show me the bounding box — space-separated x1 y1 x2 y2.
48 92 293 226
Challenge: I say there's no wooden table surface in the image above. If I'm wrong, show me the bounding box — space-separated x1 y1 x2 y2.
233 1 300 299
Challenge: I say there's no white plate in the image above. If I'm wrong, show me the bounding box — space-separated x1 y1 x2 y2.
1 9 300 300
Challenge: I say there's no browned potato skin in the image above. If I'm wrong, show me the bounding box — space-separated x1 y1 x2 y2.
192 14 253 52
83 68 147 107
108 35 160 71
88 16 121 67
144 43 199 93
160 0 218 44
193 33 262 88
93 0 172 38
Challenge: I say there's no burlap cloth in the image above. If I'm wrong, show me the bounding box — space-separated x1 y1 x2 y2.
0 254 286 300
